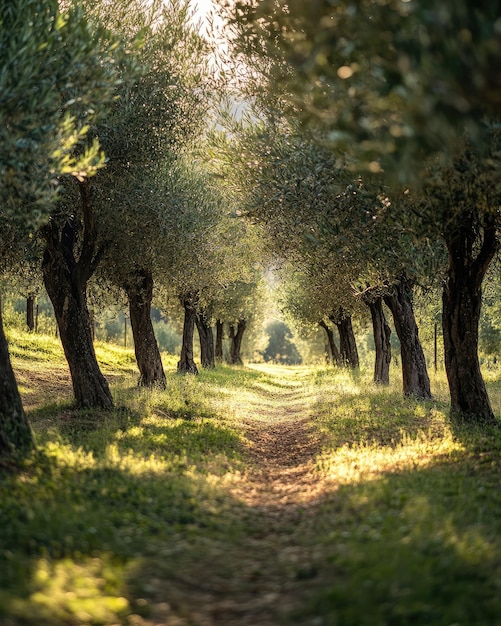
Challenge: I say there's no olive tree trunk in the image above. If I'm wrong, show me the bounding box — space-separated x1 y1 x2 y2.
442 215 498 424
26 294 35 332
195 311 215 369
229 319 246 365
331 314 359 368
366 296 391 385
123 268 166 388
0 306 33 460
177 295 198 374
384 275 432 400
41 181 113 409
319 319 341 365
215 319 224 362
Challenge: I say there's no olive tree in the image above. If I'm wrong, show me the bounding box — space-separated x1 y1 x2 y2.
153 158 254 373
214 116 432 394
224 0 500 422
91 0 214 388
41 0 214 403
0 0 125 457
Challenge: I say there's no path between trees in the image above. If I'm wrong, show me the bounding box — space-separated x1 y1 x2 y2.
144 366 334 626
232 372 326 511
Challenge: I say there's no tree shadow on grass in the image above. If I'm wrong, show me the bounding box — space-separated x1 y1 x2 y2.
115 419 244 466
0 453 245 625
296 451 501 626
314 388 450 450
1 440 501 626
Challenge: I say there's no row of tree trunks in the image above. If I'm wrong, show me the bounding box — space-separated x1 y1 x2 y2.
384 275 432 399
320 297 392 386
123 268 166 388
178 303 247 372
319 287 427 398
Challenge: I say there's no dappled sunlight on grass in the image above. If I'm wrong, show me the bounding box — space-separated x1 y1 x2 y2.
1 556 131 625
7 329 65 362
309 364 468 485
318 427 465 484
4 331 501 626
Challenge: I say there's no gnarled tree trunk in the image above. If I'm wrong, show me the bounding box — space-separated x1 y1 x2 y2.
215 320 224 362
442 215 498 424
123 268 166 388
319 319 341 365
0 307 33 460
195 311 215 369
26 294 35 332
331 314 359 368
365 296 391 385
41 181 113 410
384 275 431 400
229 318 246 365
177 295 198 374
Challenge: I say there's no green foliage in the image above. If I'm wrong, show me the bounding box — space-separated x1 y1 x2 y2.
0 0 130 226
226 0 501 179
480 268 501 357
89 0 221 306
152 319 182 355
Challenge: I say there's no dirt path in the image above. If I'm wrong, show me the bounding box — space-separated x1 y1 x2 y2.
16 358 331 625
146 367 331 626
233 387 325 510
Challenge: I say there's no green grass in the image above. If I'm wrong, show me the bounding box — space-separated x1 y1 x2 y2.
298 364 501 626
2 330 501 625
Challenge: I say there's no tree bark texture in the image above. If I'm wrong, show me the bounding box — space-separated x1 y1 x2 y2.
332 315 359 368
442 215 498 424
124 268 166 388
319 320 341 365
384 276 432 400
41 181 113 409
26 295 35 332
177 296 199 374
215 320 224 362
0 307 33 459
366 297 391 385
229 319 247 365
195 312 215 369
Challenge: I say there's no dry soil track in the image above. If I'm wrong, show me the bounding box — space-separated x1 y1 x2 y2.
143 367 332 626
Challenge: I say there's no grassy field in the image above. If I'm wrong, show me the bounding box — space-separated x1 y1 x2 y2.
1 329 501 625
